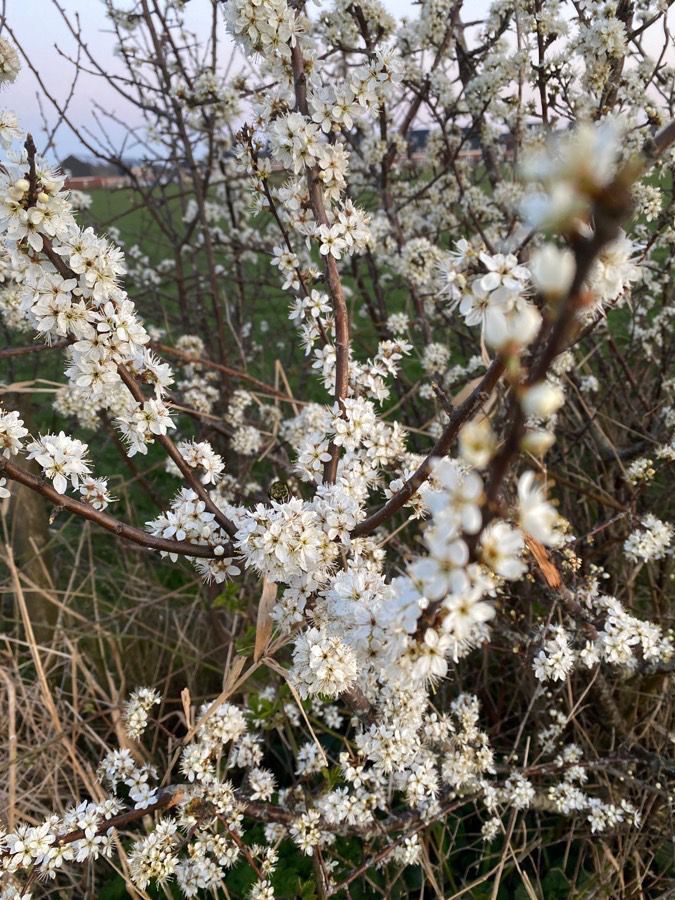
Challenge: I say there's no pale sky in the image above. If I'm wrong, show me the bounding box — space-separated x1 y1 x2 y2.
1 0 433 161
3 1 669 163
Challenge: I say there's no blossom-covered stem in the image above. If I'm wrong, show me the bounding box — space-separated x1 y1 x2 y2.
328 798 467 896
531 225 628 381
255 169 330 346
45 780 467 862
6 210 236 542
290 42 350 483
20 140 237 532
482 124 675 514
10 141 241 549
352 358 505 537
258 176 311 298
0 456 224 558
319 232 350 474
48 790 294 848
8 169 235 535
215 817 263 879
57 786 186 845
596 0 632 116
21 147 239 522
116 363 236 537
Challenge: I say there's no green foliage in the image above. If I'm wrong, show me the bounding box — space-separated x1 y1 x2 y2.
212 581 245 612
268 841 315 898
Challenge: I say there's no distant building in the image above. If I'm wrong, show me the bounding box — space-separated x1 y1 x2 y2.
60 154 97 178
408 129 430 155
406 127 483 164
60 155 130 190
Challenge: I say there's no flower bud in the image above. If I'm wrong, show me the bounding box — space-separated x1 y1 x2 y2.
459 416 497 469
521 428 556 456
484 302 542 351
521 381 565 419
14 178 29 193
530 244 576 300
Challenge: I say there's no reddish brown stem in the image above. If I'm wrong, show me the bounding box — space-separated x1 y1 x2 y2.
116 364 236 536
0 457 224 558
152 341 299 404
0 340 69 359
352 358 505 537
50 788 294 847
290 44 350 484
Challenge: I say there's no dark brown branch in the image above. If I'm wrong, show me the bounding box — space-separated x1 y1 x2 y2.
352 358 505 537
482 117 675 512
56 785 186 844
52 788 293 846
23 134 40 208
484 172 637 511
0 457 223 559
0 340 69 359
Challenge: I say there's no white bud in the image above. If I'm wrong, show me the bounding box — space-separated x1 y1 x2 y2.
14 178 29 192
484 302 542 351
214 544 225 557
521 428 556 456
521 381 565 419
520 182 585 232
459 417 497 469
530 244 576 300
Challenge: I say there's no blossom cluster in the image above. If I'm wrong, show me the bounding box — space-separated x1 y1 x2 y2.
0 0 674 895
